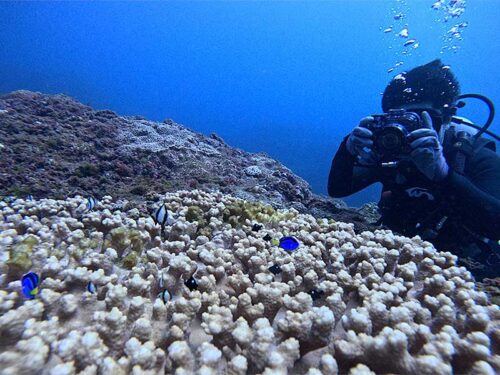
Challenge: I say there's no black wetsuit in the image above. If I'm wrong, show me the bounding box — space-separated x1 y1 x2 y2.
328 134 500 279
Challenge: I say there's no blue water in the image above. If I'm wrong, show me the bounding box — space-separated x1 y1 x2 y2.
1 1 499 207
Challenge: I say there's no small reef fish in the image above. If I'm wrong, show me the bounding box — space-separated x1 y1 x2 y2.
86 281 97 294
157 289 171 303
184 276 198 291
393 13 404 20
159 274 165 289
153 203 170 229
3 195 16 204
308 289 324 301
268 264 282 275
383 27 393 33
278 236 300 252
21 272 40 300
403 39 417 47
252 223 263 232
263 234 272 242
86 196 97 211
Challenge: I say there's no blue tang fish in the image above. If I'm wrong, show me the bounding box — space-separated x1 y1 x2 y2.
21 272 40 299
278 236 300 251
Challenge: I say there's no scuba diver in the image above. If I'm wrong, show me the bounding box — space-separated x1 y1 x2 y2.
328 59 500 280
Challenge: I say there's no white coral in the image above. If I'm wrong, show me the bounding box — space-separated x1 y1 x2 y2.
0 190 498 374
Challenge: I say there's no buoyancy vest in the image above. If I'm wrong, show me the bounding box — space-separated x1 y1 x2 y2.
443 128 497 175
378 128 497 243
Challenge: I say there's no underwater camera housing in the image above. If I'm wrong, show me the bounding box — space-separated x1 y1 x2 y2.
364 109 423 162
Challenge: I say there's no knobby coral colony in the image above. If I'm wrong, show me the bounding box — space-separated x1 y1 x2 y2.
0 190 498 375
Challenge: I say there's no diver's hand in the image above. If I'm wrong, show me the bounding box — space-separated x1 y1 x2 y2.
408 111 449 182
346 117 378 165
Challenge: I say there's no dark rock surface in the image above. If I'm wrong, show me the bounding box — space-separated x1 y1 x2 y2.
0 90 380 231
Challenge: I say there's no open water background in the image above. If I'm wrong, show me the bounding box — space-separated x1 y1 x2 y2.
1 1 498 206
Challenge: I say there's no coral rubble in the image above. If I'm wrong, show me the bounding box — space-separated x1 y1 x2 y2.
0 190 498 374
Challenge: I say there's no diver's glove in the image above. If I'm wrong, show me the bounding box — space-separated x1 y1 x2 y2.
408 111 449 182
346 117 379 165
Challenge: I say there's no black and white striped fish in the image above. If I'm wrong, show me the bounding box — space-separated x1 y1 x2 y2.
86 196 97 211
157 289 171 303
153 203 172 228
86 281 97 294
159 274 165 289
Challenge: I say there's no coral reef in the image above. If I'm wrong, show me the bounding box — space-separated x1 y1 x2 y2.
477 278 500 306
0 190 498 374
0 90 376 231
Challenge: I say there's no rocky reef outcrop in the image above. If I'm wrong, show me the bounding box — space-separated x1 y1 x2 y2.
0 90 377 232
